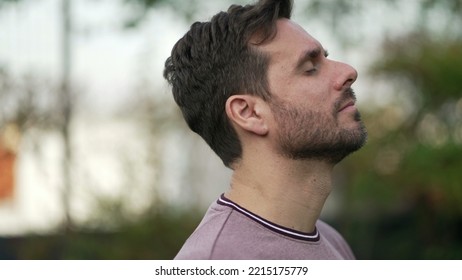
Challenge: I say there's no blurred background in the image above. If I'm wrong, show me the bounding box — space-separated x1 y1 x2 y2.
0 0 461 259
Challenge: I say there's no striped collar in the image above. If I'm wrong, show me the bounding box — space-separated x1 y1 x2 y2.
217 194 320 242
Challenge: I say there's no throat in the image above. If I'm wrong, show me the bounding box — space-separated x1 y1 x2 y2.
226 168 332 234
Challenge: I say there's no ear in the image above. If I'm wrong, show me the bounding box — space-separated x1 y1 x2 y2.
225 95 268 136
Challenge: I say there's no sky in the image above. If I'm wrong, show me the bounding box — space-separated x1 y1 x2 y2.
0 0 191 112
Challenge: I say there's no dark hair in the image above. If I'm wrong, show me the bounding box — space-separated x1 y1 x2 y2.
164 0 293 168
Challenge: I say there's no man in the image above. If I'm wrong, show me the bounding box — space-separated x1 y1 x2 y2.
164 0 367 259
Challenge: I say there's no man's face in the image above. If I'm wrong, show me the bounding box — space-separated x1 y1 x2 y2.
259 19 367 163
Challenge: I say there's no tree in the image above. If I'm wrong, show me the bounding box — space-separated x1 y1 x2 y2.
329 4 462 259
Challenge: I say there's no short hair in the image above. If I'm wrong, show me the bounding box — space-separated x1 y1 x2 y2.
164 0 293 168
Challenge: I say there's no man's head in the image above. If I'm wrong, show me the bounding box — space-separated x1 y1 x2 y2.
164 0 366 168
258 19 367 164
164 0 292 168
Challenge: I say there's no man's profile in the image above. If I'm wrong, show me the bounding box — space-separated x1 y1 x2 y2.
163 0 367 259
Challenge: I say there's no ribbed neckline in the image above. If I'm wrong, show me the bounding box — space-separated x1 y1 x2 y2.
217 194 320 242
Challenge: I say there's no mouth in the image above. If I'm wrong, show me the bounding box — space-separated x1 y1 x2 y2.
336 87 357 113
338 100 356 112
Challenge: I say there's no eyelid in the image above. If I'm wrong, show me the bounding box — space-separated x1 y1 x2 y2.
305 66 317 74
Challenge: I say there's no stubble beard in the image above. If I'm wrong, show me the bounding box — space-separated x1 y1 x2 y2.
270 93 368 164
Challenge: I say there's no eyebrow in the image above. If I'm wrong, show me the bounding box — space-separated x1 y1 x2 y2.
294 47 329 71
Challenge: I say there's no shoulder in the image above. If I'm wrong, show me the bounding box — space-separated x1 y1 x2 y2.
316 220 356 259
175 200 281 259
174 202 234 260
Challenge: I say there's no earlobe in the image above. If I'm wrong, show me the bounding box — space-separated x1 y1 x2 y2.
225 95 268 136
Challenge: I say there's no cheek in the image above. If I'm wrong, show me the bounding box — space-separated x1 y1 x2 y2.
269 78 292 100
268 68 332 110
292 84 330 112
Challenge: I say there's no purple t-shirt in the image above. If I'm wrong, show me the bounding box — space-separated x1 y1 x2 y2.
175 194 355 260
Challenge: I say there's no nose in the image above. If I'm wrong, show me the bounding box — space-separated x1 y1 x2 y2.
333 61 358 91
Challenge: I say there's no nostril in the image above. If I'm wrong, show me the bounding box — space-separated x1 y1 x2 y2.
334 63 358 91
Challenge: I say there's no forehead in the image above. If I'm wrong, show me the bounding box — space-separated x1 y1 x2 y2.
258 19 322 66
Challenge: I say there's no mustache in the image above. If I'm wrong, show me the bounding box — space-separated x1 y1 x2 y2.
334 88 357 113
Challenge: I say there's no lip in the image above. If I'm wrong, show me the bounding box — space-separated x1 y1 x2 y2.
338 100 356 112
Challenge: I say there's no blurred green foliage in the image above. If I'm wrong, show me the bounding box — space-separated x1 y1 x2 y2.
0 208 202 259
334 33 462 259
372 34 462 113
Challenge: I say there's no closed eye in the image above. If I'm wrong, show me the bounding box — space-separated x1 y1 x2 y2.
305 67 317 75
295 47 327 75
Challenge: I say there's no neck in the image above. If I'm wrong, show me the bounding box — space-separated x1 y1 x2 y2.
226 156 334 233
